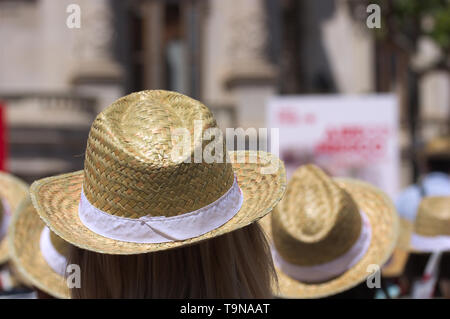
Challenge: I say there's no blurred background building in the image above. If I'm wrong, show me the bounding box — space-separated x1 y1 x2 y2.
0 0 448 186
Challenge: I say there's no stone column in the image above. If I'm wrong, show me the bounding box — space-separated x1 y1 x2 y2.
141 1 164 90
223 0 277 129
70 0 123 111
321 0 375 94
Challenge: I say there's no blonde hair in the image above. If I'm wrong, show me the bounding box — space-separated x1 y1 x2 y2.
68 223 276 298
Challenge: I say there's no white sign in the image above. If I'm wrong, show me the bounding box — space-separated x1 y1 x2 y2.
267 94 399 197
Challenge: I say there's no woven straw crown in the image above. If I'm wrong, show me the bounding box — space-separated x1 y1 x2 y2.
414 196 450 237
272 164 362 267
82 90 234 219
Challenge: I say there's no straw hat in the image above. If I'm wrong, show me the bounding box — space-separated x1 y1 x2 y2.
30 90 286 254
424 136 450 158
381 249 409 278
260 164 398 298
0 172 28 264
8 197 70 298
382 218 412 277
410 196 450 252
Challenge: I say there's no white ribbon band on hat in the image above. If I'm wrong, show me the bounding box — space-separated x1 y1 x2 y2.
411 233 450 252
78 176 244 244
40 226 68 277
272 210 372 283
0 199 11 241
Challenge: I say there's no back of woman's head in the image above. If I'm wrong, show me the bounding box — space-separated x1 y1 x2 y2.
68 222 276 298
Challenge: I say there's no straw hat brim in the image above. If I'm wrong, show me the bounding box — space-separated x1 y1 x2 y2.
381 249 409 278
381 217 412 277
8 197 69 299
396 217 413 251
260 178 399 298
30 151 286 255
0 172 29 264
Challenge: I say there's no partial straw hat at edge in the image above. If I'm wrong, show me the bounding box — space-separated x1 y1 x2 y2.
424 136 450 157
415 196 450 237
8 197 70 299
0 172 29 265
408 196 450 253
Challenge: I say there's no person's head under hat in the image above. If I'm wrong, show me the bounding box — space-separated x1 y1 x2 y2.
29 90 287 298
260 164 398 298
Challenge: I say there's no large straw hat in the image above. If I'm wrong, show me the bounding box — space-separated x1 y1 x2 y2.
0 172 28 264
8 197 70 298
30 90 286 254
260 164 398 298
410 196 450 252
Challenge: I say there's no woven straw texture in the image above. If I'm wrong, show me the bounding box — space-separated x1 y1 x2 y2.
31 150 285 254
424 136 450 157
8 197 69 299
397 217 413 250
381 249 409 278
414 196 450 237
382 217 412 277
260 166 398 298
0 172 29 264
83 90 233 218
30 90 286 254
271 165 363 266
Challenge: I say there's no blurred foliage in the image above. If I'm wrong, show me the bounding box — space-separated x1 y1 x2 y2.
366 0 450 53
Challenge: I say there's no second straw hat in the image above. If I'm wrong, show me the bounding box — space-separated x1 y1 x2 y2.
260 164 398 298
30 90 286 254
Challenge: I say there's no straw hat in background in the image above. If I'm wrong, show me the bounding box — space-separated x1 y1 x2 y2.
0 172 29 264
424 136 450 159
30 90 286 254
383 196 450 276
8 197 70 298
259 164 399 298
410 196 450 252
381 217 413 277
